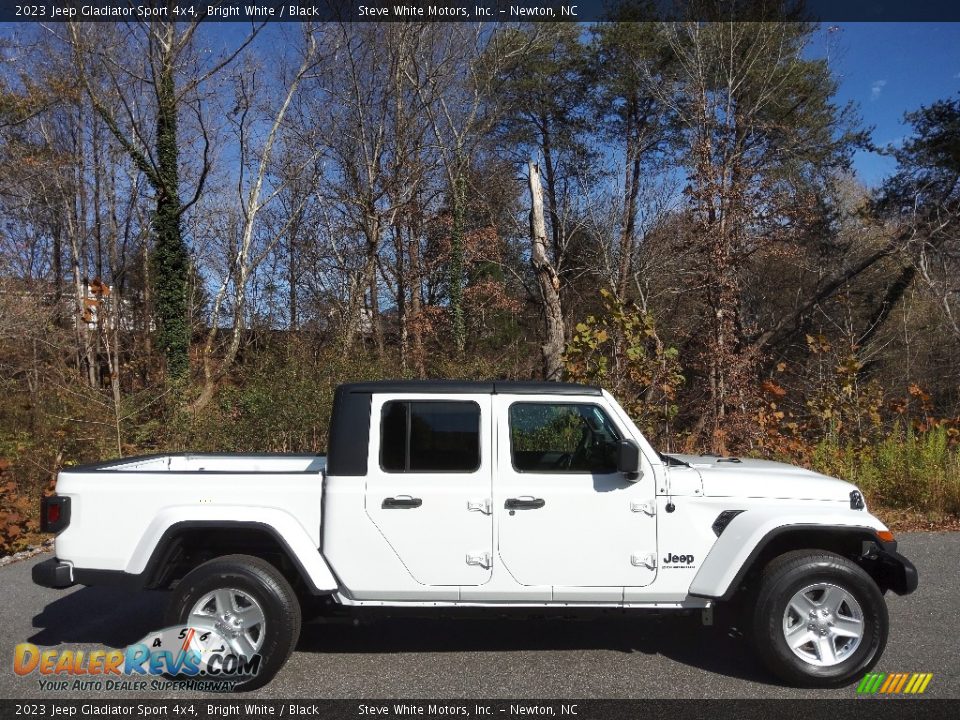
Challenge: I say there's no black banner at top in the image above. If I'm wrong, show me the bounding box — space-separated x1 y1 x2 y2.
2 0 960 23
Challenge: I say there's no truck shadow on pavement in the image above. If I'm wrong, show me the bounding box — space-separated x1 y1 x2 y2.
28 586 167 648
296 614 775 685
28 588 773 686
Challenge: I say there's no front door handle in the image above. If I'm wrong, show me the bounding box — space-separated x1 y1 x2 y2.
382 496 423 509
504 497 545 510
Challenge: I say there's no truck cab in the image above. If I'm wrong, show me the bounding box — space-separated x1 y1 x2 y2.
324 381 675 604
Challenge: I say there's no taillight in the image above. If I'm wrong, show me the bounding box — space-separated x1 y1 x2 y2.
40 495 70 534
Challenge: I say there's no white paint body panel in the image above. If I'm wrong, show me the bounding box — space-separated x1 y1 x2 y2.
53 456 337 592
364 393 493 586
688 504 888 598
50 393 890 609
492 393 659 588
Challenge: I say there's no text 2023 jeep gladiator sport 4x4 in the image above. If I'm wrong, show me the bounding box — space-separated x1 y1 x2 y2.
33 381 917 690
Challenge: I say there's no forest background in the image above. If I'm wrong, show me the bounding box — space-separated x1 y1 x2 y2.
1 13 959 554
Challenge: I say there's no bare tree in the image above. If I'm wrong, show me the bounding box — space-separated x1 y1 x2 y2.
662 21 860 451
192 27 323 412
405 24 539 354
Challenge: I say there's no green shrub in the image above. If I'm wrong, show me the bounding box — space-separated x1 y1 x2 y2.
811 426 960 517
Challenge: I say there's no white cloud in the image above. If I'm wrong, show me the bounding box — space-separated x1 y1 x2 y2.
870 80 887 101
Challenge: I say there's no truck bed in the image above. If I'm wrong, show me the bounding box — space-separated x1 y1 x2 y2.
54 453 327 574
71 453 326 474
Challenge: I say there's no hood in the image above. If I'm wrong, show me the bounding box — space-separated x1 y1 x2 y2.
665 454 858 502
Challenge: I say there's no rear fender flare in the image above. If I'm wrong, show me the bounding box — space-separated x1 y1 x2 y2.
129 506 338 594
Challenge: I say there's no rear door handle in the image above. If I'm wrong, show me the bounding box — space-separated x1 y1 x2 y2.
382 496 423 509
504 497 545 510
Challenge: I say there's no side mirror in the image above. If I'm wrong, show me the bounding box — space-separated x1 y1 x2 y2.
618 440 641 481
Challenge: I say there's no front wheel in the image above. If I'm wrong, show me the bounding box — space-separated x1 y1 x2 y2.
166 554 301 692
753 550 888 687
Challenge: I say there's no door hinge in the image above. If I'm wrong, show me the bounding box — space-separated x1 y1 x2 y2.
630 500 656 516
465 552 492 569
631 552 657 569
467 498 492 515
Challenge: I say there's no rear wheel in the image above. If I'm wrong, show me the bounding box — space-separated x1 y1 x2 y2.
753 550 888 687
166 554 301 692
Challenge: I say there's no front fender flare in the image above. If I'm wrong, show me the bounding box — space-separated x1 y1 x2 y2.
688 509 888 600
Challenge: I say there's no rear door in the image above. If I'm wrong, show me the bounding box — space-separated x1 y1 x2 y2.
365 394 493 586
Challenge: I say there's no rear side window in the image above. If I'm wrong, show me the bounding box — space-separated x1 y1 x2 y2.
380 401 481 473
509 403 621 473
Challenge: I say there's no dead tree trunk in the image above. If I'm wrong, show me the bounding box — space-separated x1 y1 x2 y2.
528 160 565 382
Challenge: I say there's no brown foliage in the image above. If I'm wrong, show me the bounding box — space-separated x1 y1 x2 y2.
0 463 45 554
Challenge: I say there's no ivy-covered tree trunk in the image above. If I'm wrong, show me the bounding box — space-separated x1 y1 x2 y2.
150 62 189 378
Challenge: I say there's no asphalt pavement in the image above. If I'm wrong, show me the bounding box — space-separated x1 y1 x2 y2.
1 532 957 700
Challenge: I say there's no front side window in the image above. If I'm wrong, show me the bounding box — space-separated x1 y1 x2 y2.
509 403 621 473
380 401 481 472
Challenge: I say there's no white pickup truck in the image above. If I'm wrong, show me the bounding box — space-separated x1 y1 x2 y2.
33 381 917 690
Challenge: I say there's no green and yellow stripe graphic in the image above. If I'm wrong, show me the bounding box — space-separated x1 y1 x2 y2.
857 672 933 695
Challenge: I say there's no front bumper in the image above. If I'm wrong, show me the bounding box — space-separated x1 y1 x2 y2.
875 541 919 595
32 558 75 589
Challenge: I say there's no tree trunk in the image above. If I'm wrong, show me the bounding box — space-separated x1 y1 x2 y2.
395 223 408 373
53 225 63 304
449 167 467 354
288 218 299 333
150 42 189 379
617 111 643 299
69 103 97 388
365 212 384 359
408 215 426 378
541 127 563 267
528 161 565 381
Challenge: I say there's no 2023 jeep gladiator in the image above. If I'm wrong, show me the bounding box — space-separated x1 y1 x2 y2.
34 380 917 690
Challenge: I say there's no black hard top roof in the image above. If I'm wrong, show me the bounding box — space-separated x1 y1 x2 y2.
338 380 602 396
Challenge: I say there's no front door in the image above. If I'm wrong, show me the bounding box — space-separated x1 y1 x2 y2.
365 394 493 586
494 397 658 588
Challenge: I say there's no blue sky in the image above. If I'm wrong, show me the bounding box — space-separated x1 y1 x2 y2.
5 20 956 189
213 21 960 190
228 22 957 189
811 23 960 186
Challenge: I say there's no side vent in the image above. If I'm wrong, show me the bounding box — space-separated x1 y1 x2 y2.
712 509 745 537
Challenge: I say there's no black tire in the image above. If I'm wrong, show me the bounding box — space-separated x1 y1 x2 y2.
752 550 888 687
166 554 301 692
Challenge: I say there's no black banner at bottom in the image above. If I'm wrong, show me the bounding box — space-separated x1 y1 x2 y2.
0 700 957 720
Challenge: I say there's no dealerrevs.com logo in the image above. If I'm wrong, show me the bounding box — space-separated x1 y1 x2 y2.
13 626 261 692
